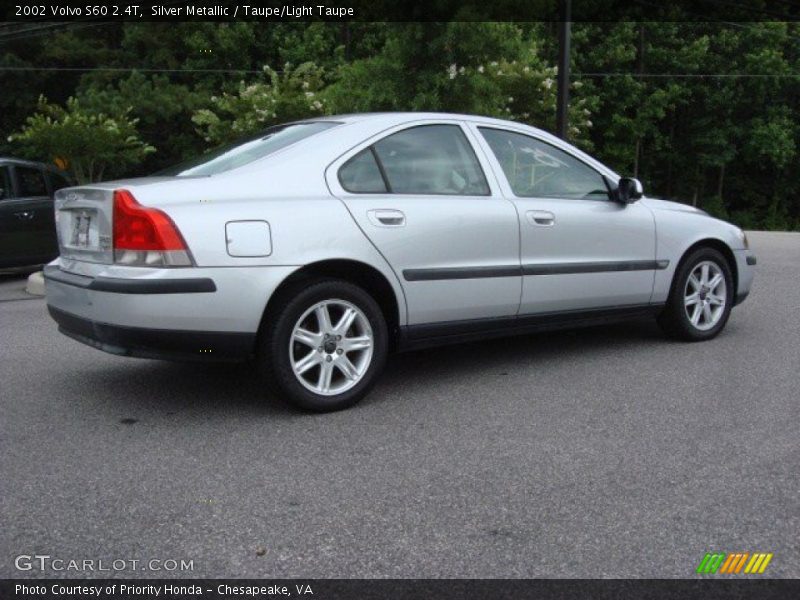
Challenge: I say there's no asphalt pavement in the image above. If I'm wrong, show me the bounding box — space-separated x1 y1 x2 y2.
1 231 798 579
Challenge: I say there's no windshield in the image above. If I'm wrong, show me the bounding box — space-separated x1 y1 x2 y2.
157 121 341 177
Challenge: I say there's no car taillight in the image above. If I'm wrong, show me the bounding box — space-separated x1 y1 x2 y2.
113 189 192 267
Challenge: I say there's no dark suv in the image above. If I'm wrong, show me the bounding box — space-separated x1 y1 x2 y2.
0 158 72 269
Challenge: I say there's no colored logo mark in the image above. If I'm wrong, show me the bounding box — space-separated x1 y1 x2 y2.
696 552 773 574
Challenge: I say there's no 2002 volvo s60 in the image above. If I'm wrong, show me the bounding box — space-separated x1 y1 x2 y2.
44 113 756 411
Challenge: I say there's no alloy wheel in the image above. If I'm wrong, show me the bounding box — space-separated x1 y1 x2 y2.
684 261 727 331
289 299 374 395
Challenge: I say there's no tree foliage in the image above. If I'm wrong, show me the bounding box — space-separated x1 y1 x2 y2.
193 63 328 145
2 21 799 229
8 96 154 183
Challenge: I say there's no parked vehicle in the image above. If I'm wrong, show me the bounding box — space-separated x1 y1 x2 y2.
44 113 756 411
0 158 72 269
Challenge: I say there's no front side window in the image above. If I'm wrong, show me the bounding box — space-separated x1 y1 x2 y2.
479 128 609 200
48 171 72 193
16 166 48 197
0 167 12 200
354 124 489 196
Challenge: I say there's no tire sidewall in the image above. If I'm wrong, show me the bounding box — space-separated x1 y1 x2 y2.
669 248 734 341
265 280 388 412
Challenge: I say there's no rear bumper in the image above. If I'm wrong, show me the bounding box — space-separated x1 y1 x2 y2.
44 265 216 294
44 259 299 361
49 306 255 362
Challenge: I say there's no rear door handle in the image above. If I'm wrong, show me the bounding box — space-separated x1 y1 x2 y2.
367 209 406 227
526 210 555 227
14 211 35 221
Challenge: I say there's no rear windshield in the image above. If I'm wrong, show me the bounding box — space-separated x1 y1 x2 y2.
157 121 340 177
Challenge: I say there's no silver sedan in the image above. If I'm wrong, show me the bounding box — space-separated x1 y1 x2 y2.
44 113 756 411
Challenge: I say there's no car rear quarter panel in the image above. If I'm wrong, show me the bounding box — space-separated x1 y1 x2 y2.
124 155 408 327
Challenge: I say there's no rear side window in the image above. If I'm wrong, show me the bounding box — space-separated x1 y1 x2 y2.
16 166 48 197
0 166 12 200
339 124 490 196
479 127 609 200
373 125 489 195
339 149 387 193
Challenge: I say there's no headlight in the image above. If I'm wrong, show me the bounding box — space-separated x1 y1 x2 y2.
737 229 749 250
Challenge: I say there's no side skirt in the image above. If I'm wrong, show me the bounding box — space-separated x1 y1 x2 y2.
398 304 664 352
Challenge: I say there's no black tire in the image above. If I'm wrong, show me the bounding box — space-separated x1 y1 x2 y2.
259 278 388 412
657 247 734 341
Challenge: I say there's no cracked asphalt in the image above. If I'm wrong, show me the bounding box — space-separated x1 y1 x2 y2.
1 231 798 578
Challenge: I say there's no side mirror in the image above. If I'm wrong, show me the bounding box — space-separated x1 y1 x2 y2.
616 177 644 204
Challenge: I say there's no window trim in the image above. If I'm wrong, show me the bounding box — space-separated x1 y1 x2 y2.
476 125 615 202
336 122 492 197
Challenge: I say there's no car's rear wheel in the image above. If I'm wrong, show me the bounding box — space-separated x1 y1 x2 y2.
658 247 734 341
260 279 388 412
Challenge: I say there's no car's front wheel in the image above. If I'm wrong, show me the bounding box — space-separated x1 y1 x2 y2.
260 279 388 412
658 247 734 341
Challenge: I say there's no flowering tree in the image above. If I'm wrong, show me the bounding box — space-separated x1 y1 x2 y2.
8 96 154 183
192 62 328 145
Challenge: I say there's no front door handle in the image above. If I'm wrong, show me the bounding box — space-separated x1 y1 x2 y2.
367 209 406 227
14 211 35 221
526 210 555 227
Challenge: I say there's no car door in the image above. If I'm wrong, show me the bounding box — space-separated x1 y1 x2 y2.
0 164 59 267
471 125 657 315
0 163 48 268
327 121 521 325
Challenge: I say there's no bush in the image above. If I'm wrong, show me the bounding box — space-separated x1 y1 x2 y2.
8 96 154 183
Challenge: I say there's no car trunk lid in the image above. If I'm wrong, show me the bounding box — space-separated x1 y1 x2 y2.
54 187 115 265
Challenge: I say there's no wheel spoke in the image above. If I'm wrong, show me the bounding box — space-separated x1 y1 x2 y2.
290 298 375 396
700 264 710 285
702 303 713 324
684 292 700 307
334 307 358 336
317 360 334 392
293 327 322 348
294 350 321 375
341 335 372 352
688 274 701 291
690 304 702 326
707 273 723 291
336 356 359 381
315 305 333 333
707 293 725 306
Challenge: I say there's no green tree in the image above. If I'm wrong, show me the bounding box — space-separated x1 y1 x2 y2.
192 62 328 145
8 96 154 183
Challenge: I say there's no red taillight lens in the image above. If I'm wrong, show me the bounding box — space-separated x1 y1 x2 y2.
113 189 187 251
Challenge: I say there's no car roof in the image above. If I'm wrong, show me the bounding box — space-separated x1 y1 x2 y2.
321 111 542 128
316 112 566 148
